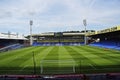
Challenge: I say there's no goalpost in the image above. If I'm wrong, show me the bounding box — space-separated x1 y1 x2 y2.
40 60 76 74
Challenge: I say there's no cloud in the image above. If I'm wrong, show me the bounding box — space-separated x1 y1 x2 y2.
0 0 120 35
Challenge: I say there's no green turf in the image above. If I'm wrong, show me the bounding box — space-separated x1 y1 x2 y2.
0 46 120 75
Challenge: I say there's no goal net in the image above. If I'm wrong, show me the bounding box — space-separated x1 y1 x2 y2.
40 60 76 74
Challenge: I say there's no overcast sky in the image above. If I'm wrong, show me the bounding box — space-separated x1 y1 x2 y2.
0 0 120 35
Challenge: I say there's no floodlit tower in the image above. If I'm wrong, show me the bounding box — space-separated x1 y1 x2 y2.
30 20 33 46
83 19 87 45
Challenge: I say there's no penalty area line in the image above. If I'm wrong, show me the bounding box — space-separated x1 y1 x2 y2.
19 65 28 72
89 63 97 70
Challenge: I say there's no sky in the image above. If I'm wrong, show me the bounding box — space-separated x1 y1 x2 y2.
0 0 120 35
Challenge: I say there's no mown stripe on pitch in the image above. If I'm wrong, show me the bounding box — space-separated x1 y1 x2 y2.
35 46 54 62
86 46 120 57
58 46 75 65
0 47 42 68
44 46 59 60
74 46 120 70
87 46 120 54
77 46 120 64
0 48 46 73
58 46 74 60
18 47 51 73
64 46 97 73
0 47 37 66
43 46 59 61
19 46 49 67
0 46 34 56
40 46 59 73
21 46 54 74
75 46 113 63
87 46 120 61
0 47 42 74
64 46 99 69
0 47 34 61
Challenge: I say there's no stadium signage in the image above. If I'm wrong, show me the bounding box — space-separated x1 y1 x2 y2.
54 32 63 37
86 32 96 36
97 26 118 34
86 26 120 36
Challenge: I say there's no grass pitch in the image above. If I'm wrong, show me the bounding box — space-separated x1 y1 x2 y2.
0 46 120 75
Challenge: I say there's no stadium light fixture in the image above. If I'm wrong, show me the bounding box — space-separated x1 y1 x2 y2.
30 20 33 46
83 19 87 45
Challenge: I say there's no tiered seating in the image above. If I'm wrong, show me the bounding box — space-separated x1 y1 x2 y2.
10 44 24 49
0 44 24 52
90 40 120 50
0 42 8 48
32 42 82 46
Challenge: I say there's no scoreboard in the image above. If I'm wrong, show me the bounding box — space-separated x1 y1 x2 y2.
54 32 63 37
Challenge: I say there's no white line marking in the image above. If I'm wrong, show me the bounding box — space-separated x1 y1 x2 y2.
19 65 28 72
89 63 96 70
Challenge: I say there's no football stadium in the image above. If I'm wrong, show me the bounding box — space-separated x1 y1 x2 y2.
0 26 120 79
0 0 120 80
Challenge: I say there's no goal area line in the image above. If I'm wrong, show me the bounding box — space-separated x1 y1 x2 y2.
40 60 76 74
40 59 75 62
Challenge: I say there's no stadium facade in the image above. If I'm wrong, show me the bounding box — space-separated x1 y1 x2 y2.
28 25 120 50
0 26 120 80
0 25 120 50
31 30 95 46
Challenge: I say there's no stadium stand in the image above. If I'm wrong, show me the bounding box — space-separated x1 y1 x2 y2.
0 27 120 80
0 32 28 52
88 26 120 50
31 31 87 46
0 43 24 52
0 73 120 80
89 40 120 50
32 42 83 46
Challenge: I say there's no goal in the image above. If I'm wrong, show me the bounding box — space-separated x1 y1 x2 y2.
40 60 76 74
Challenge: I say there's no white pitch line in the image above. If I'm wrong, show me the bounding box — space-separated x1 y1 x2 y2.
89 63 96 70
19 65 28 72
